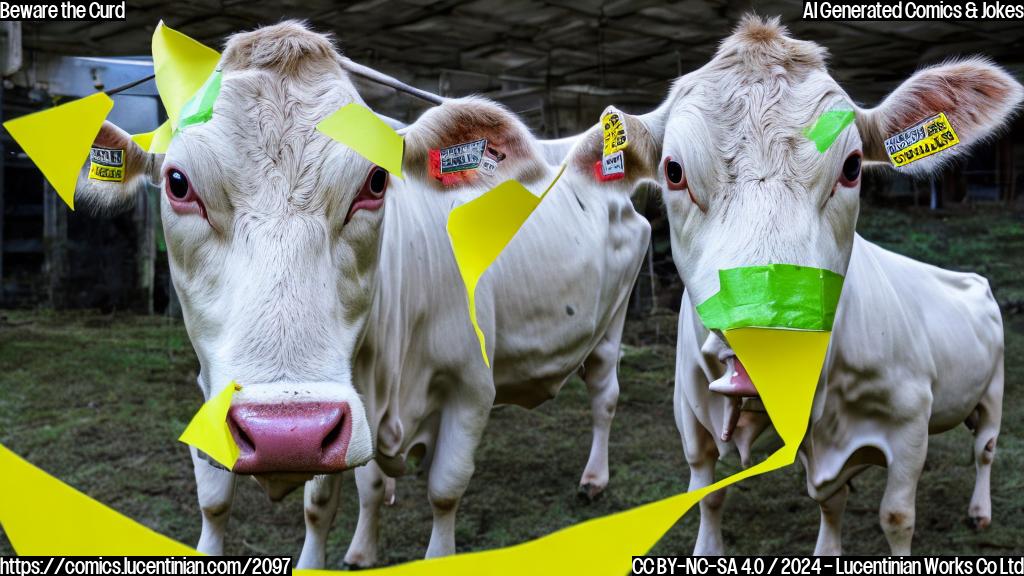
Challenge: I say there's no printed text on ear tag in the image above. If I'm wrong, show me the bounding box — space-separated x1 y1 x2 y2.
885 112 960 168
317 103 405 179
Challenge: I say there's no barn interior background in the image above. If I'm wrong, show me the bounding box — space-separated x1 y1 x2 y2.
3 0 1024 312
2 0 1024 560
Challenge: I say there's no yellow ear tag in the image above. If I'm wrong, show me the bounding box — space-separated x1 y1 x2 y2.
177 381 242 470
447 164 566 367
1 92 114 210
316 103 405 178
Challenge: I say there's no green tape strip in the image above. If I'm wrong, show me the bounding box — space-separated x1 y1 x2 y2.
177 70 222 131
802 109 855 153
696 264 844 331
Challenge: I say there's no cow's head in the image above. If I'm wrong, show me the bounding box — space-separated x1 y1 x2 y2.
650 15 1021 322
77 22 383 499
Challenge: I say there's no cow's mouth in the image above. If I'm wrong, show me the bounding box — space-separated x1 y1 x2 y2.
253 472 316 501
709 355 759 397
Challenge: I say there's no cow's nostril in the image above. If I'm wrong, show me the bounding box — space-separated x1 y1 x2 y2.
321 411 345 453
228 413 256 453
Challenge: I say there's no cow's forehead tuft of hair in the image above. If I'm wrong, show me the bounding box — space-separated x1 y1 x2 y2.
221 20 340 75
713 14 828 80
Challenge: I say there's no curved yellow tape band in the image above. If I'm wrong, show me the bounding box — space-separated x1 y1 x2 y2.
178 381 242 470
1 92 114 210
446 164 567 367
0 443 198 556
0 326 826 569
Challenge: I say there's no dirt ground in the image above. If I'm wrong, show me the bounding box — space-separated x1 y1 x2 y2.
1 204 1022 563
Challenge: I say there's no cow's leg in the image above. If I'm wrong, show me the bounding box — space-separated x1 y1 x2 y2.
879 425 928 555
190 448 236 555
677 399 725 555
344 460 387 568
688 433 726 556
969 362 1003 530
297 474 342 569
813 484 849 556
577 299 627 501
424 382 494 558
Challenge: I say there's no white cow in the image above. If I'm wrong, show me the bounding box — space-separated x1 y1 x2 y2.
73 22 656 567
630 16 1019 555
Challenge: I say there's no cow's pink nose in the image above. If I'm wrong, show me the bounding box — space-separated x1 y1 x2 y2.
228 402 352 474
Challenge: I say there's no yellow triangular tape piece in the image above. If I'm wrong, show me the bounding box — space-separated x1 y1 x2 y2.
0 443 198 555
153 21 221 128
724 327 830 447
178 381 242 469
131 119 172 153
316 103 405 178
130 130 154 152
133 120 174 154
446 165 565 367
1 92 114 211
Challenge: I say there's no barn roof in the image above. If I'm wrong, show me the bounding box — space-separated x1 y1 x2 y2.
19 1 1024 134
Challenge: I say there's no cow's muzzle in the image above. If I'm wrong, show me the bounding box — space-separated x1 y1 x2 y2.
229 402 353 475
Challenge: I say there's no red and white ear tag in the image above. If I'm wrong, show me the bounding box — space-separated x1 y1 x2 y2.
597 108 628 182
430 138 489 186
478 146 506 176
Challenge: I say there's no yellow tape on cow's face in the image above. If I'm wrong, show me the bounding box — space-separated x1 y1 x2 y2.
177 381 242 470
316 103 405 178
0 324 828 569
447 164 566 367
1 92 114 210
152 21 221 129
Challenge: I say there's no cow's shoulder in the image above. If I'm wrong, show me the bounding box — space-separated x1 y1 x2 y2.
404 97 548 190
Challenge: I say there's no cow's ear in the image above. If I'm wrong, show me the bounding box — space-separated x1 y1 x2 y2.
75 121 159 213
857 58 1023 174
566 106 662 191
402 96 549 189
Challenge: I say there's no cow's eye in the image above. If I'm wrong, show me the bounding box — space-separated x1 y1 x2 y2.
840 152 862 187
346 166 389 224
168 169 190 199
368 166 388 196
164 167 208 219
665 157 686 190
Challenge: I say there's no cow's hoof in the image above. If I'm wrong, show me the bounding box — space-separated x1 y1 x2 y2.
967 515 991 530
577 483 605 503
342 562 371 572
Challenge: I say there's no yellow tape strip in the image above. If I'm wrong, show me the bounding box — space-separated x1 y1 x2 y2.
1 92 114 210
178 381 243 470
447 164 566 367
0 326 826 569
316 103 405 178
0 443 199 555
